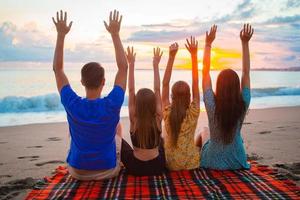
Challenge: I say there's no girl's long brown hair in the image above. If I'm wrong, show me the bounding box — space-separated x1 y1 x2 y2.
134 88 160 149
214 69 246 145
169 81 191 147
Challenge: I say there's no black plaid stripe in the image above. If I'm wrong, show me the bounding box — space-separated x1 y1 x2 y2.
46 174 70 199
26 164 300 200
194 169 223 199
237 169 286 199
204 170 233 199
56 177 78 199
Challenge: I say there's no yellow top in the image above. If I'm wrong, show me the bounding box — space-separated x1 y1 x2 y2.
163 101 200 171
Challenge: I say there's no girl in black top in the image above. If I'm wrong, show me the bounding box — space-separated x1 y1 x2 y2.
120 47 166 176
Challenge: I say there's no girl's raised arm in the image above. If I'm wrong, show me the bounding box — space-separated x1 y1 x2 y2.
202 25 217 92
185 36 200 106
125 47 136 131
153 47 163 128
240 24 254 89
162 43 178 108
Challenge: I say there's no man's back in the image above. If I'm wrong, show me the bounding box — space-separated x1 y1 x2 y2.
60 85 124 170
51 9 128 180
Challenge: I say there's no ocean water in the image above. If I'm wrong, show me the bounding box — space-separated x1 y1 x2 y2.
0 66 300 127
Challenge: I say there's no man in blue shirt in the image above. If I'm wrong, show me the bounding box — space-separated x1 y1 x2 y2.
52 10 128 180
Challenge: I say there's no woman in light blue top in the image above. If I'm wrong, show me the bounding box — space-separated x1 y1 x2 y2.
200 24 254 170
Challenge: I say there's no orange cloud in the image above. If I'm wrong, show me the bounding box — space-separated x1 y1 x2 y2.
175 47 242 70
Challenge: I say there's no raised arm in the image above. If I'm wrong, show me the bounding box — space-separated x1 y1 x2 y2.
202 25 217 92
240 24 254 89
185 36 200 106
104 10 128 91
52 10 73 92
162 43 178 108
153 47 163 126
125 47 136 131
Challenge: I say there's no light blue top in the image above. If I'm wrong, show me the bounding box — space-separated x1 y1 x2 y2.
200 87 251 170
60 85 124 170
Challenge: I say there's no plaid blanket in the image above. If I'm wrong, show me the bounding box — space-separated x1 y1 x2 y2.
26 162 300 199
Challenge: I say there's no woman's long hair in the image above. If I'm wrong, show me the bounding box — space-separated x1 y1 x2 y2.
169 81 191 147
134 88 160 149
214 69 246 145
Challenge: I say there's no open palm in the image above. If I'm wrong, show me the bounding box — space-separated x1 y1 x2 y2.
205 25 217 45
126 46 136 65
52 10 72 35
153 47 163 66
185 36 198 55
240 24 254 43
104 10 122 35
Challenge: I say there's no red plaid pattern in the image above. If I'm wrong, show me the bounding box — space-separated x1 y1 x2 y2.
26 162 300 199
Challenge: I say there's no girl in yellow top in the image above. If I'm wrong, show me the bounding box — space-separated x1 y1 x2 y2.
162 38 201 171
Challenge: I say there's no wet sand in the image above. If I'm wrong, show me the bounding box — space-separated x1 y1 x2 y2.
0 106 299 199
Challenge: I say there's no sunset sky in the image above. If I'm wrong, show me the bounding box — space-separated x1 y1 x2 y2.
0 0 299 70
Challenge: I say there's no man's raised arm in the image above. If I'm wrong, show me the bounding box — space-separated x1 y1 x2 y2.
52 10 72 92
104 10 128 91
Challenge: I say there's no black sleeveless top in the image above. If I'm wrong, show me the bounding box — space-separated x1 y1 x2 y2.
130 129 161 149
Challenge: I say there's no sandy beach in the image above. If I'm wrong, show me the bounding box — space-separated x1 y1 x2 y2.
0 106 300 199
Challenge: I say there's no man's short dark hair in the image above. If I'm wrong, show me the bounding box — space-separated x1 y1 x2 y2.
81 62 104 89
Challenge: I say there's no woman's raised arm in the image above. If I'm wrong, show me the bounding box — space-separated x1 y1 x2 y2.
202 25 217 92
240 24 254 89
153 47 163 127
162 43 178 108
185 36 200 106
125 47 136 131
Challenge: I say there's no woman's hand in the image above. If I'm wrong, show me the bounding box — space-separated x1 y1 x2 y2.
153 47 163 67
169 42 179 58
185 36 198 56
125 46 136 66
104 10 122 35
52 10 73 36
240 23 254 44
205 25 217 46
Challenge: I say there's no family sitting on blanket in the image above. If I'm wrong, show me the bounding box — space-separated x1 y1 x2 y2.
52 9 254 180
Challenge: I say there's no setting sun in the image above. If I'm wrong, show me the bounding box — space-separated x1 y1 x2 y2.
174 47 241 70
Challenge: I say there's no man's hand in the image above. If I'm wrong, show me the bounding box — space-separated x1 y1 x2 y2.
240 23 254 44
106 10 128 90
52 10 72 36
169 42 179 57
153 47 163 67
185 36 198 55
52 10 72 92
125 46 136 66
205 25 217 45
104 10 122 35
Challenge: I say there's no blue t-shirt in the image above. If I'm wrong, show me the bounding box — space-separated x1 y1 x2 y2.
60 85 125 170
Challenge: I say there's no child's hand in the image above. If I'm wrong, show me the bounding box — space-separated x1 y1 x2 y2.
240 24 254 44
153 47 163 67
52 10 73 36
104 10 122 35
205 25 217 45
185 36 198 56
169 42 179 57
125 46 136 66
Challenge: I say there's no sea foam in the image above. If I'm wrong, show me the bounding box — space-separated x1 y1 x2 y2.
1 87 299 113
